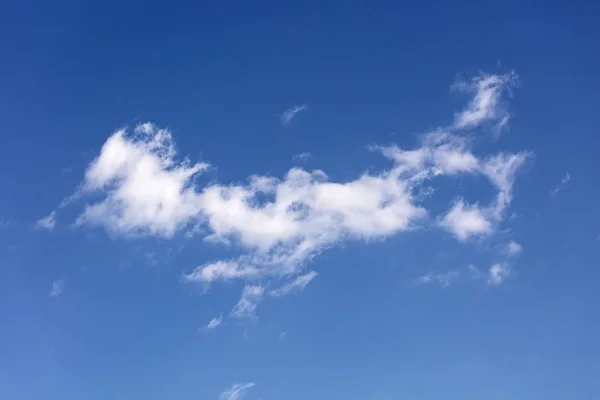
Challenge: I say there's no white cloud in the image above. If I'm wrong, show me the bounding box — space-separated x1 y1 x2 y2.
50 279 65 297
437 150 529 240
75 123 209 237
193 166 427 287
230 285 264 319
440 200 492 241
375 131 480 176
36 211 57 231
220 383 255 400
551 173 571 195
452 72 518 134
205 314 223 330
281 104 308 126
480 152 529 220
61 71 530 317
183 260 260 284
279 332 288 340
293 152 312 162
415 270 460 287
488 263 511 285
270 271 318 297
506 240 522 256
379 132 528 242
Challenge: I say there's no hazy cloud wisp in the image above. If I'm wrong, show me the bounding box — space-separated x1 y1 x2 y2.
220 383 255 400
281 104 308 126
50 279 65 297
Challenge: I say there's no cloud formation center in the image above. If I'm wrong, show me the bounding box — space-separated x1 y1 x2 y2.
64 72 529 318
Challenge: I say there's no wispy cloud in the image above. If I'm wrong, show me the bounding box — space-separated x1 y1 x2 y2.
230 285 264 319
505 240 522 257
183 260 259 284
205 314 223 330
439 200 492 241
220 383 255 400
415 270 460 287
50 279 65 297
58 71 529 317
293 152 312 162
36 211 57 231
380 134 529 241
418 264 513 287
551 173 571 195
488 264 511 285
452 71 518 135
270 271 318 297
280 104 308 126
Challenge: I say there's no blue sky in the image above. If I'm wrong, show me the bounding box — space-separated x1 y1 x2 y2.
1 1 599 399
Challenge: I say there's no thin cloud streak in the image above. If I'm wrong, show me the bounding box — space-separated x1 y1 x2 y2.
416 263 515 287
205 314 223 330
36 211 57 231
551 173 571 195
452 71 518 135
220 383 255 400
415 270 460 287
270 271 318 297
230 285 264 319
281 104 308 126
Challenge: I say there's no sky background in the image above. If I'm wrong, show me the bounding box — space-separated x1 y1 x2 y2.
1 1 600 399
